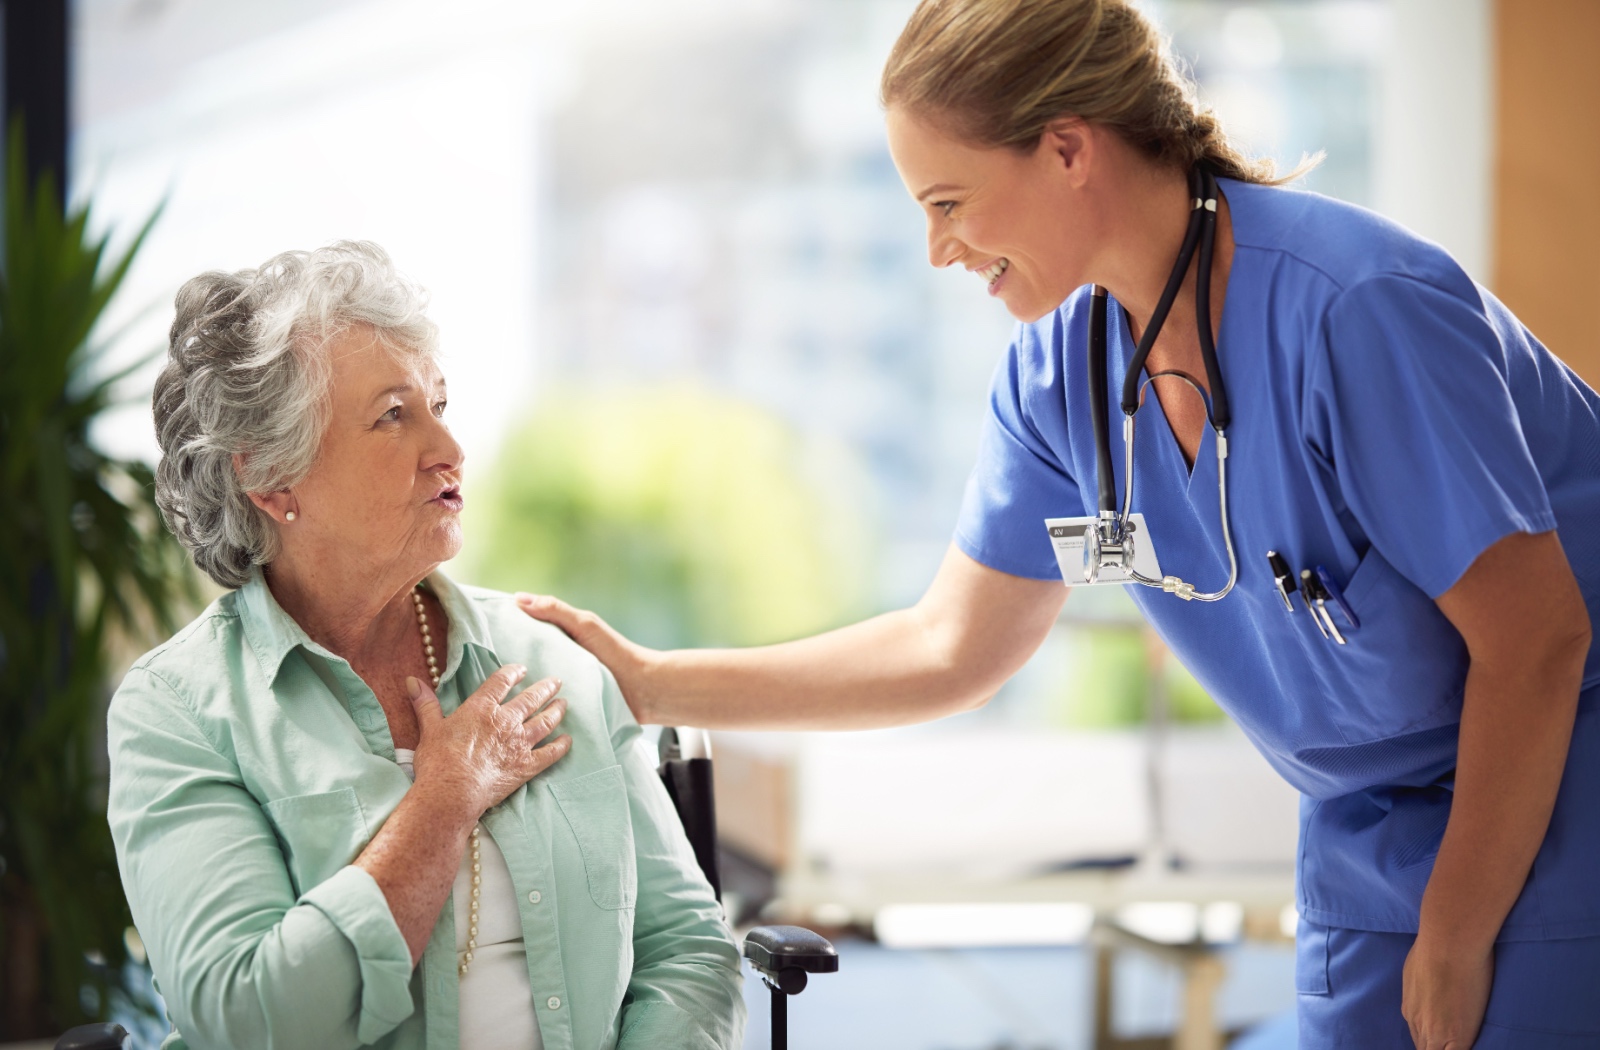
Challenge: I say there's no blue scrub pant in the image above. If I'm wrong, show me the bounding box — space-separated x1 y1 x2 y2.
1297 921 1600 1047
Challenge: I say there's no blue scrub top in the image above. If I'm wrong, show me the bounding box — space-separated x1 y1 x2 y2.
956 177 1600 940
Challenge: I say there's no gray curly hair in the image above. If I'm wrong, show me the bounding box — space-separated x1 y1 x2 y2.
153 240 438 588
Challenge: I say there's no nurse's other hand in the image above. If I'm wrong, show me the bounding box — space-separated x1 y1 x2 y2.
1401 934 1493 1050
515 593 660 723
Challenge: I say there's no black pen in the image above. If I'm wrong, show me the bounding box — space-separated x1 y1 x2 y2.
1300 569 1330 639
1266 551 1297 613
1302 570 1347 645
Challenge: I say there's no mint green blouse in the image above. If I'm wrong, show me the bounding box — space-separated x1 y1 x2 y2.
107 571 745 1050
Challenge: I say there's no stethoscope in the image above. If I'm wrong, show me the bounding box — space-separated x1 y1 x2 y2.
1082 164 1239 602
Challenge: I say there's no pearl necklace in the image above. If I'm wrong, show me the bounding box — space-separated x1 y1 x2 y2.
412 585 481 978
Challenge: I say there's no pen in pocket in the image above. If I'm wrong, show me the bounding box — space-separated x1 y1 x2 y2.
1301 569 1350 644
1314 566 1360 631
1266 551 1297 612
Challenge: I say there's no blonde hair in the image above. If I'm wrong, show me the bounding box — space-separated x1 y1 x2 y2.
881 0 1314 185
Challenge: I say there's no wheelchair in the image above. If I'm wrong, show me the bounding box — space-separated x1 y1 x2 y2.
657 726 838 1050
55 726 836 1050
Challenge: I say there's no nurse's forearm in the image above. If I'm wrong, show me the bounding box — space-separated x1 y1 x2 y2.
652 606 998 731
650 550 1066 730
1419 531 1591 950
525 545 1067 730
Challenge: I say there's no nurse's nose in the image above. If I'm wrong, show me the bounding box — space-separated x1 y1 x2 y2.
926 219 963 269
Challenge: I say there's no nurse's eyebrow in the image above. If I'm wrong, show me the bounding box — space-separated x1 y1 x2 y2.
916 182 964 201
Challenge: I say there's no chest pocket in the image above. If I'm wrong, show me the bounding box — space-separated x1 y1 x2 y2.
261 787 371 897
1305 545 1468 745
550 765 638 910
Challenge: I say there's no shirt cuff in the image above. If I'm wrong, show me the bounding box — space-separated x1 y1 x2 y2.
301 865 415 1044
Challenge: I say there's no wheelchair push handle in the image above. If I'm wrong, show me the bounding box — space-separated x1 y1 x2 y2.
743 924 840 986
744 925 838 1050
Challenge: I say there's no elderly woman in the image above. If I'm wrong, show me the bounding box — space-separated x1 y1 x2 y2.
106 241 745 1050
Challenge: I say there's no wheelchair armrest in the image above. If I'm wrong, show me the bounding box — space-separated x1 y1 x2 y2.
743 924 839 994
54 1023 128 1050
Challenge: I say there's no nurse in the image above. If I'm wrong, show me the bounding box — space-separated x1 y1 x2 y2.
517 1 1600 1046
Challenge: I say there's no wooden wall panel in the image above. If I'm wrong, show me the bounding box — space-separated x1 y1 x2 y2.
1492 0 1600 386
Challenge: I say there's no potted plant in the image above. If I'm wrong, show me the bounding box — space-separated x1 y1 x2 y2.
0 126 192 1039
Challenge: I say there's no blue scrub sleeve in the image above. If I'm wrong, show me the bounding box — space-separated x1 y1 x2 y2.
1308 274 1557 598
954 315 1087 581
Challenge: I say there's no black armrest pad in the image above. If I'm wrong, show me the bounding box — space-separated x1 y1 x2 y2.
55 1023 128 1050
743 924 840 974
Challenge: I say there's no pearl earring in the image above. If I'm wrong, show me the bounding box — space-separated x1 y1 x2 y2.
285 511 297 522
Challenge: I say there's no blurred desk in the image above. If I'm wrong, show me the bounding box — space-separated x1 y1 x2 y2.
713 723 1299 1049
773 865 1295 927
713 722 1300 886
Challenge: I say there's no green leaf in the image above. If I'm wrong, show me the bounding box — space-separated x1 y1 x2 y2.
0 116 185 1035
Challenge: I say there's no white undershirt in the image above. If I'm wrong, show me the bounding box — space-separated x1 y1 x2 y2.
395 750 543 1050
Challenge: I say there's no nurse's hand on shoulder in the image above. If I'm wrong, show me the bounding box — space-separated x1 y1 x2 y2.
515 594 658 721
1401 934 1492 1050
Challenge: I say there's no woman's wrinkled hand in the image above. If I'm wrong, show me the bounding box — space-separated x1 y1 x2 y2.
514 594 658 723
1401 933 1493 1050
406 664 571 820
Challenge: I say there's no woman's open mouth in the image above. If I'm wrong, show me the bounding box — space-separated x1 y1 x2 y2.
430 485 464 511
978 257 1010 296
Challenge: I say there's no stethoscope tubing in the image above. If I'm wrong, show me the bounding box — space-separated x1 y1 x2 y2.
1119 168 1211 421
1088 165 1239 603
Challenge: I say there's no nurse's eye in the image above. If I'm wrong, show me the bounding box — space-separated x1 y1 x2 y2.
935 201 957 217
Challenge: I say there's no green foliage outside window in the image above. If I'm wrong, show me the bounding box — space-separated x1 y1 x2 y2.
461 384 875 651
1056 627 1228 733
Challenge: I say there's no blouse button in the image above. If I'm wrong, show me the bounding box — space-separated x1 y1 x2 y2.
528 890 542 904
547 996 562 1010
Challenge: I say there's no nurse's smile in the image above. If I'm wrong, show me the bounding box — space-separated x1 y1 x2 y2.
973 257 1009 294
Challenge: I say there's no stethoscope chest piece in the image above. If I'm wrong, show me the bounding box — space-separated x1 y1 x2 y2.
1083 510 1132 584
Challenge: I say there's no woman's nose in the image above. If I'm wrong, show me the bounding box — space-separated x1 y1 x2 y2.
424 413 466 473
927 220 963 269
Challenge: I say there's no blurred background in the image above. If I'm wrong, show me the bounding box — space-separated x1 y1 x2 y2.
3 0 1596 1047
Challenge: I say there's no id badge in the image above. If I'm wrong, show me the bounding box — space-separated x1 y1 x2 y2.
1044 513 1164 586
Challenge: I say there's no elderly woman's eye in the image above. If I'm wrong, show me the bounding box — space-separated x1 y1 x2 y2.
433 400 447 417
379 405 401 423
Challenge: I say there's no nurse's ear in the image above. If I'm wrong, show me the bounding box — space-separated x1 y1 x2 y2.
1037 116 1095 191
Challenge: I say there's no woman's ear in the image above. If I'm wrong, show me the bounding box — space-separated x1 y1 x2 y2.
1038 116 1093 189
245 488 299 524
235 453 299 524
